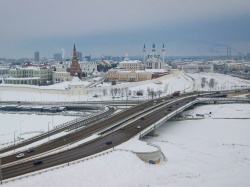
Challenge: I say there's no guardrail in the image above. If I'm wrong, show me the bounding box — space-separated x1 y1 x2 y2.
0 105 114 153
198 97 250 101
138 95 250 139
139 99 199 139
1 148 134 185
147 142 167 162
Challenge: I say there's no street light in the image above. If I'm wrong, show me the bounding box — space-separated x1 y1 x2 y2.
20 120 24 139
63 139 69 166
48 122 51 141
13 130 17 152
0 156 2 184
112 129 114 150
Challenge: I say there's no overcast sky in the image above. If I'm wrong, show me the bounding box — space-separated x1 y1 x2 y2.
1 0 250 59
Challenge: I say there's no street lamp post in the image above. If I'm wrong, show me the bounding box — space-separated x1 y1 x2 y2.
63 139 69 166
20 120 24 139
0 156 2 184
48 122 51 141
112 129 115 150
13 130 17 152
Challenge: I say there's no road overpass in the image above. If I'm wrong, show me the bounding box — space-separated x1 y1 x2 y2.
0 89 249 182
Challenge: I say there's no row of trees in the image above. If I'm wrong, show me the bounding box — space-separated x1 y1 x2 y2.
102 86 164 99
201 77 217 89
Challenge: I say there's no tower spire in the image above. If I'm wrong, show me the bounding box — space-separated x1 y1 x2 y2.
73 43 77 60
162 43 165 68
143 44 146 65
124 51 129 61
152 43 156 53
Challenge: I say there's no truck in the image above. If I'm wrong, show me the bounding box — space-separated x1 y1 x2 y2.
172 91 180 97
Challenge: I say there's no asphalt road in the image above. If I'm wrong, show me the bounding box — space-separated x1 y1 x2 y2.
2 96 195 180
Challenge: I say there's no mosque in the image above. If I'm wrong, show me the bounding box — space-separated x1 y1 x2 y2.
107 43 168 82
143 43 165 69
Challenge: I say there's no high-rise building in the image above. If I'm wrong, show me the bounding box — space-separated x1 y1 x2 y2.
70 44 82 79
34 51 39 62
76 51 82 61
54 53 63 61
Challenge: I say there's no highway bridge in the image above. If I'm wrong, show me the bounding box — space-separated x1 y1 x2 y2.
0 89 249 182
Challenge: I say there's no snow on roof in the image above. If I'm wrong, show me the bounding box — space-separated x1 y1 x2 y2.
70 76 84 86
71 76 81 83
4 77 40 80
145 69 166 73
119 60 141 64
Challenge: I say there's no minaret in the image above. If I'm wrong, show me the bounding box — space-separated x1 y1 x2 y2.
152 43 156 53
143 44 146 64
162 43 165 69
124 51 129 61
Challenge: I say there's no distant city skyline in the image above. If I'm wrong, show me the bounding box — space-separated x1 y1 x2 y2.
0 0 250 59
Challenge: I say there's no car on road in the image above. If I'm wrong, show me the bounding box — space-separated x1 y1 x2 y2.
27 148 34 153
140 117 145 120
106 141 112 145
137 126 141 129
16 153 25 159
33 160 43 165
165 109 172 113
172 91 180 96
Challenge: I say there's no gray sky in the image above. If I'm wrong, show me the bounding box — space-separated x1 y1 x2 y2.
1 0 250 59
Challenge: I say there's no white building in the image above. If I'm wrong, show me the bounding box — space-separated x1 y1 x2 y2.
79 61 98 75
52 62 71 83
4 66 53 85
182 63 214 73
117 53 143 71
144 44 164 69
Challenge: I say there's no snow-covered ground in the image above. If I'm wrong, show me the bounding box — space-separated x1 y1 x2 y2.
2 103 250 187
187 72 250 91
1 72 250 186
0 73 193 102
0 113 76 148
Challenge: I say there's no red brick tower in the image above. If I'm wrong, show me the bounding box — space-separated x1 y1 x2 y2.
70 44 82 79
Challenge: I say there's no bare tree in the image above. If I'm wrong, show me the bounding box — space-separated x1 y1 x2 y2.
120 88 124 98
124 87 129 96
156 89 163 97
117 88 121 96
113 88 118 96
103 89 107 96
201 77 206 88
110 88 114 96
148 88 156 99
209 78 216 89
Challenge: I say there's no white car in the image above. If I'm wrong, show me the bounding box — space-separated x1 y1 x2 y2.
16 153 25 159
137 126 141 129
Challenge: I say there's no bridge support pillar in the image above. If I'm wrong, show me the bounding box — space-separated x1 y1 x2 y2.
146 129 157 136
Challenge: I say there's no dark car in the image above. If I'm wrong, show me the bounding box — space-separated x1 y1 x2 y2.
140 117 145 120
27 148 34 153
33 160 43 165
106 141 112 145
